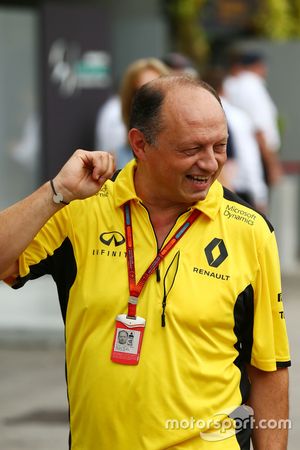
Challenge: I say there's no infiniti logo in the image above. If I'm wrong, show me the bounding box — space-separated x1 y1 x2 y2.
99 231 125 247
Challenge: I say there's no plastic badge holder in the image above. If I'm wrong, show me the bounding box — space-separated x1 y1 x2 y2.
111 314 146 365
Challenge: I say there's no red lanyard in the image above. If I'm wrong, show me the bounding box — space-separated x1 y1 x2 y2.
123 202 200 318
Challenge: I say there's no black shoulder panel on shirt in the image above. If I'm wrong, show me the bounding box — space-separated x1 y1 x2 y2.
12 238 77 324
111 169 121 182
223 186 274 232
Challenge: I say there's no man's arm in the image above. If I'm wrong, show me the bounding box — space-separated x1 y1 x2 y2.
0 149 115 279
247 364 289 450
255 131 283 186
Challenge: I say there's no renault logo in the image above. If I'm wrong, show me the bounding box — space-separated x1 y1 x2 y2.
205 238 228 268
99 231 125 247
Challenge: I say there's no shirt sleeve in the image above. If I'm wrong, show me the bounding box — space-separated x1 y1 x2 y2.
251 229 291 371
9 206 71 289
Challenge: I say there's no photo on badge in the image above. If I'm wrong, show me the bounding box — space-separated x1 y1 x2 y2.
114 328 140 354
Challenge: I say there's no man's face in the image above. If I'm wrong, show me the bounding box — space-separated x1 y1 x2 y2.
139 86 228 207
118 331 128 345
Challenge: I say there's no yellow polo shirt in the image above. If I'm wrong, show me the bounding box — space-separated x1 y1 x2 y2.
13 160 290 449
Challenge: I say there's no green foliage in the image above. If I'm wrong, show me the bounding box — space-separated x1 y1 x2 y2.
165 0 210 67
289 0 300 36
253 0 300 38
164 0 300 67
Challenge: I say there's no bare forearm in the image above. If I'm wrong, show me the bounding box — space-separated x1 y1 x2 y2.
0 149 115 279
247 366 289 450
256 131 283 185
0 182 63 277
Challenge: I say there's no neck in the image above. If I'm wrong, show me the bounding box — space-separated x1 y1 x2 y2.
145 202 188 249
134 166 190 219
134 167 191 248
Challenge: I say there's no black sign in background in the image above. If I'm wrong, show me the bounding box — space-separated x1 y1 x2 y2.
40 2 112 180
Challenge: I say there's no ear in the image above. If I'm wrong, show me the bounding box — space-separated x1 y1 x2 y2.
128 128 147 160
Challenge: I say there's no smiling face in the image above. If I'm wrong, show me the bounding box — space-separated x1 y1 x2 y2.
132 84 228 209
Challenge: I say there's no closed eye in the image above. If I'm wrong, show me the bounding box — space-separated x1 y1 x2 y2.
214 143 227 153
182 147 200 157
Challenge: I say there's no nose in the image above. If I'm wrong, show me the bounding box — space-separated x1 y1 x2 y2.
195 147 219 173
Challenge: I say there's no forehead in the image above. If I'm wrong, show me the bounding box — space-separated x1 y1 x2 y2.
163 85 224 123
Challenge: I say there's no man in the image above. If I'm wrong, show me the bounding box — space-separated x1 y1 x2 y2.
224 50 283 188
0 76 290 449
118 330 128 345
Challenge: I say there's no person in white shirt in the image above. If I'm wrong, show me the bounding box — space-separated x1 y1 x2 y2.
221 96 268 212
94 94 126 154
224 50 282 187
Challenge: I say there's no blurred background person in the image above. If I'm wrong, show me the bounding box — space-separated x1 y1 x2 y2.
224 49 283 189
203 66 269 213
95 57 169 168
161 51 199 78
10 112 40 175
94 89 126 158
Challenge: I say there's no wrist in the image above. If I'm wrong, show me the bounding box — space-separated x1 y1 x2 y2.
50 179 71 205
